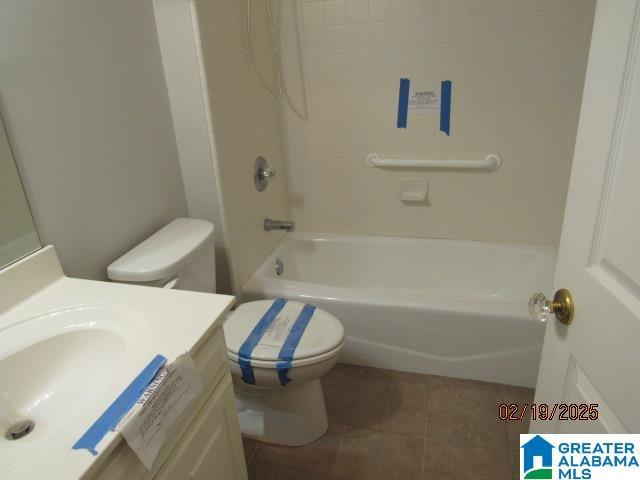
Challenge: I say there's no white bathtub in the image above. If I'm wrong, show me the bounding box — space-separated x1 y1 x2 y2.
241 232 556 387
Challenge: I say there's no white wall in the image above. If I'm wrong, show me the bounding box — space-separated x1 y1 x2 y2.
0 0 188 280
193 0 291 292
279 0 595 244
153 0 232 294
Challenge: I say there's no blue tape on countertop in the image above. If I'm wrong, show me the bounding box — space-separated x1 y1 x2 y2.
72 354 167 455
237 298 287 384
397 78 410 129
440 80 452 136
276 304 316 386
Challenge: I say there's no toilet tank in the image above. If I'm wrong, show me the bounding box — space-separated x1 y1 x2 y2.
107 218 216 293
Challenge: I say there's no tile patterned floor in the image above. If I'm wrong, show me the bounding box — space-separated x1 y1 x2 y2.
242 364 534 480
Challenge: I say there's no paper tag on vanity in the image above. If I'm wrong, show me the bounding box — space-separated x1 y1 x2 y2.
118 353 202 470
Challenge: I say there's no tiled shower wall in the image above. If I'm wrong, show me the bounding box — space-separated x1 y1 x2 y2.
194 0 291 290
278 0 595 244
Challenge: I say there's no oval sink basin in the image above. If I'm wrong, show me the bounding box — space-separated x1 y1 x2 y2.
0 305 150 465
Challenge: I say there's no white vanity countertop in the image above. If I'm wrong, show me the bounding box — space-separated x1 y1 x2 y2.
0 246 235 480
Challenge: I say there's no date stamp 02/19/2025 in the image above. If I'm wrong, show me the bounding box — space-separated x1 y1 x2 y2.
499 403 600 422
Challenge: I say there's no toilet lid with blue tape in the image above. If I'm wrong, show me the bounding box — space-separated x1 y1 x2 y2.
224 300 344 362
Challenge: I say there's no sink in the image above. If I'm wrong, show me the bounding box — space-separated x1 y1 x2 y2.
0 245 234 479
0 305 149 465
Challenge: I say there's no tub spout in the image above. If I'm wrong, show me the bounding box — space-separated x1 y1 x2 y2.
264 219 295 232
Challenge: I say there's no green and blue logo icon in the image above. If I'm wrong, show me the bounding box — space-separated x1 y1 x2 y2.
521 435 554 479
520 433 640 479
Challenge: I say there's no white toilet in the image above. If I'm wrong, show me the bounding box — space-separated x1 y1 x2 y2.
107 218 345 446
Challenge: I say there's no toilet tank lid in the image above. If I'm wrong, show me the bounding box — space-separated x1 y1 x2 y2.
107 218 214 282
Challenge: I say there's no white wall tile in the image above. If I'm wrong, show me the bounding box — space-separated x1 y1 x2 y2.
347 24 370 48
278 0 596 245
415 19 438 44
369 0 392 21
324 0 346 25
347 48 370 71
325 25 347 49
391 20 415 45
391 0 416 20
324 49 349 71
416 0 439 18
347 0 369 24
370 22 393 47
303 1 324 26
302 26 325 50
195 0 290 290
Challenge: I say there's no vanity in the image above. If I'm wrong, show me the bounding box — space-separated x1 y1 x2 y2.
0 245 249 479
0 34 247 478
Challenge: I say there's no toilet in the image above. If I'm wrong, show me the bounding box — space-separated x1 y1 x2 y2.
224 299 344 446
107 218 345 446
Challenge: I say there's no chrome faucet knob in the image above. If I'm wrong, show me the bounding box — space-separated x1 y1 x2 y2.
261 167 276 179
255 156 275 191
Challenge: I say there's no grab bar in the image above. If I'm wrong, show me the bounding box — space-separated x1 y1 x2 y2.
366 153 502 170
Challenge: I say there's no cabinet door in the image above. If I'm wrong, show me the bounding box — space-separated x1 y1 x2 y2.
155 374 248 480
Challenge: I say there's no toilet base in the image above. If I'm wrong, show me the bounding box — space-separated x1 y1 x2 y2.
233 378 329 446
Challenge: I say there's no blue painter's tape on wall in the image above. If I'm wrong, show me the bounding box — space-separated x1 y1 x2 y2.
397 78 410 128
440 80 452 136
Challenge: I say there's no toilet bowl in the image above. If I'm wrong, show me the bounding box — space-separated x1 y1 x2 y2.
224 299 344 446
107 218 345 446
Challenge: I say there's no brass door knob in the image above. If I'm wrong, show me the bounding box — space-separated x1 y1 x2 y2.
528 288 574 325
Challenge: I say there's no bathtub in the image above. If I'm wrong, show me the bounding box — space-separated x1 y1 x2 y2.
241 232 556 387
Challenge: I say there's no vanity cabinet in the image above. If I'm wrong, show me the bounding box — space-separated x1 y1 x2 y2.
87 325 248 480
155 375 242 480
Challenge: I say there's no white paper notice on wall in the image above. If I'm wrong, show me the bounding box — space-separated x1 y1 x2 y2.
118 353 202 470
408 87 440 115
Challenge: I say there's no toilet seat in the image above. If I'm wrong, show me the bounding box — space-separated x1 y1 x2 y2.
224 300 345 368
227 341 345 369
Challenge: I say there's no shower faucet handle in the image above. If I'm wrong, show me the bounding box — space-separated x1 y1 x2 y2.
255 156 276 191
261 167 276 179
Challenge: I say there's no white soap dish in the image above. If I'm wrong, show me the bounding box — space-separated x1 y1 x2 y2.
396 179 428 203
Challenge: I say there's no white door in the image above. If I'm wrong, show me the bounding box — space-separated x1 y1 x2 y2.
530 0 640 434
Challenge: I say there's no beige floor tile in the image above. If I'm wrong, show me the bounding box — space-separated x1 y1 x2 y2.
332 472 422 480
422 440 512 480
430 375 501 392
242 437 260 465
426 411 508 449
501 383 535 398
358 365 429 385
321 364 363 423
510 443 522 480
503 394 532 478
247 459 327 480
331 426 424 480
345 378 428 435
429 385 503 418
251 424 345 476
247 366 516 480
